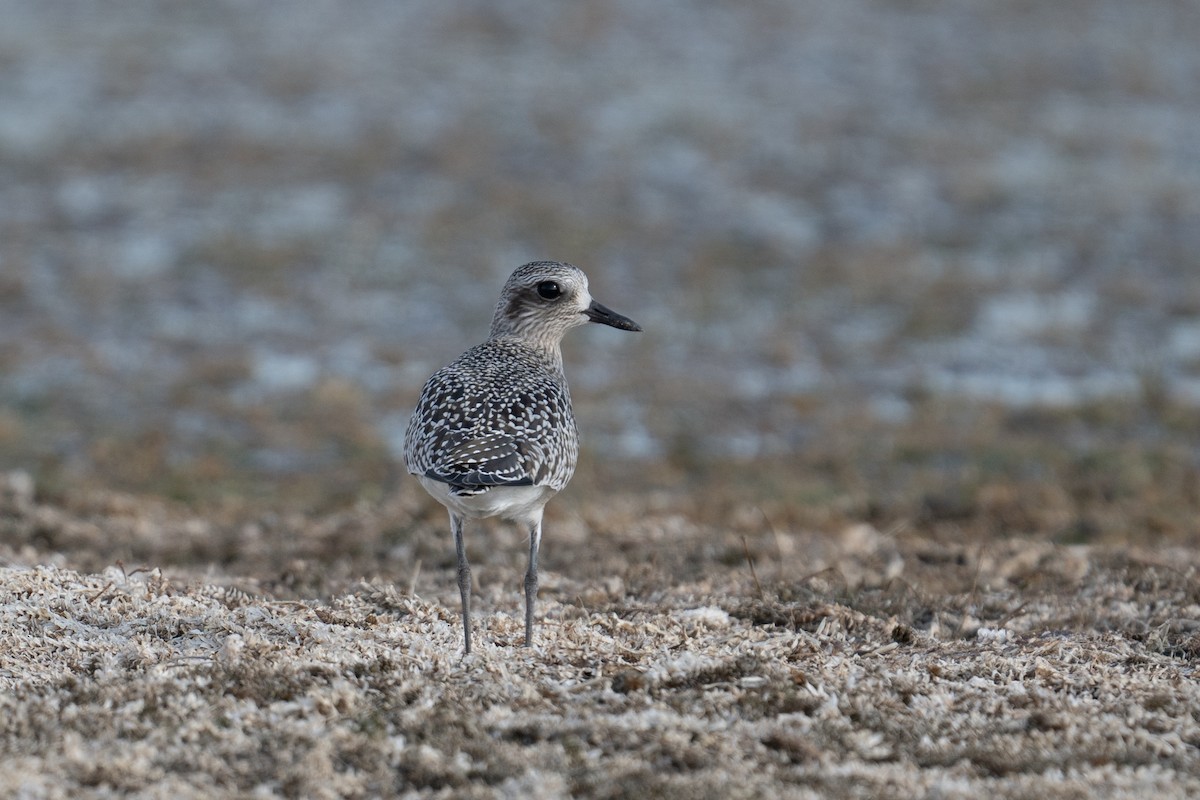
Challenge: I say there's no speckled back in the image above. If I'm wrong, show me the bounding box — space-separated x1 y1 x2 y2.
403 337 579 492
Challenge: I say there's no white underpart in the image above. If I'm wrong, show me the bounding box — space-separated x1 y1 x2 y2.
417 476 555 527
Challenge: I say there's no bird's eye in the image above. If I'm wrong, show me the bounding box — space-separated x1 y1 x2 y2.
536 281 562 300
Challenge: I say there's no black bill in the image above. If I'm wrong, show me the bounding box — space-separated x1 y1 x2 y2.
584 300 642 332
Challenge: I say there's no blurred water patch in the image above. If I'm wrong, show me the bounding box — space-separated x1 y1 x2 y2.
0 0 1197 488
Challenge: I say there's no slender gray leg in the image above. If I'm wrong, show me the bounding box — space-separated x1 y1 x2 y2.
451 512 472 655
524 519 542 647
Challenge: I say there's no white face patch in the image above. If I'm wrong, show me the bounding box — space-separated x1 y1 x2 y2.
576 287 594 315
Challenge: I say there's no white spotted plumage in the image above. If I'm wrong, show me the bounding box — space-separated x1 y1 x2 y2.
402 261 641 653
404 336 578 499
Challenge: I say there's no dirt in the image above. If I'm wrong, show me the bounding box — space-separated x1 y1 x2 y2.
1 472 1197 799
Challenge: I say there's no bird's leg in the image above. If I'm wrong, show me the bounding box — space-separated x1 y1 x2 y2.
451 512 472 655
524 518 542 647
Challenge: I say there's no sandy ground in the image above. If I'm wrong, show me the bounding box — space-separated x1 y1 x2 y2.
2 473 1198 799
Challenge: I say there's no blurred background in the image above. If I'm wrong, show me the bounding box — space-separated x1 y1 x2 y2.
1 1 1197 542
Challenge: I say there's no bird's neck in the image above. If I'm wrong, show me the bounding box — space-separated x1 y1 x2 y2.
488 331 565 373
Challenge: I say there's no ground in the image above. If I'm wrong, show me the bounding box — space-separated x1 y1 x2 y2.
2 457 1198 799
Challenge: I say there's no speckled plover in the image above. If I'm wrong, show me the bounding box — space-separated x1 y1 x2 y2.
404 261 641 653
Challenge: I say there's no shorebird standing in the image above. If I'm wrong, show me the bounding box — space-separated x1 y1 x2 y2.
403 261 641 653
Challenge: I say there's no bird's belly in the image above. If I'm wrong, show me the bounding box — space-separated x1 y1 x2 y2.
416 476 557 524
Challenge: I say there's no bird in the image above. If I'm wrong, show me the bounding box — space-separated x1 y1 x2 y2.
403 261 641 654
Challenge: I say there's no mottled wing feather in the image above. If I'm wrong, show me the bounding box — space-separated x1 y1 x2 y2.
423 432 535 490
403 339 579 493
